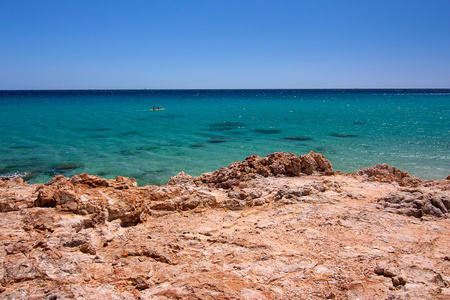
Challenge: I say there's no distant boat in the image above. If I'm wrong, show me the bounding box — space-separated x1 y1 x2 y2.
150 108 164 111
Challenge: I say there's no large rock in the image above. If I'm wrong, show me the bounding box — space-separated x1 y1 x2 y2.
354 164 421 186
377 180 450 218
195 151 333 188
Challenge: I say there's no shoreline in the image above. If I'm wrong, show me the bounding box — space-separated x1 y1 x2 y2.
1 152 449 298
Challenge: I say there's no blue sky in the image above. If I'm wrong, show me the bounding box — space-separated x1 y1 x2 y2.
1 0 449 89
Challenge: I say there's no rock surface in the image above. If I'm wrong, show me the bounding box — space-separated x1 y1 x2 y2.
0 152 449 299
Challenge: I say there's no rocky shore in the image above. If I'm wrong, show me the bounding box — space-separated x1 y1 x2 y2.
0 151 449 299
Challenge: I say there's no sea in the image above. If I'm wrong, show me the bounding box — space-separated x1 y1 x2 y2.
0 89 449 186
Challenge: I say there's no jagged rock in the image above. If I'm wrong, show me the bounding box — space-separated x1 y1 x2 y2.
167 171 195 186
392 276 407 286
134 276 150 290
300 151 334 175
121 245 172 264
195 151 333 188
354 164 422 186
71 173 110 187
377 183 450 218
35 186 58 207
4 255 39 283
0 152 449 299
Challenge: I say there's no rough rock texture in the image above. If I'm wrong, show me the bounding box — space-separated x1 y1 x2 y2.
377 180 450 219
353 163 422 187
0 152 449 299
195 151 334 189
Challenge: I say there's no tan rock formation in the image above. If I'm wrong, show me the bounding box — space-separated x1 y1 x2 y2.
0 152 449 299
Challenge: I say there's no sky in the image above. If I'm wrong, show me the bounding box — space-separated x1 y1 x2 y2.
1 0 449 90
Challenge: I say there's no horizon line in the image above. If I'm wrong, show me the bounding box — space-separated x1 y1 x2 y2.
2 87 450 92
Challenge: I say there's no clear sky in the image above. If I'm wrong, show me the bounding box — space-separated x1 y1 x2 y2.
1 0 449 89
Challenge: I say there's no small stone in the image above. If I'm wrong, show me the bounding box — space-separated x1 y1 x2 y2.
135 277 149 290
374 267 385 275
383 268 397 278
79 243 96 255
392 276 406 286
325 290 335 299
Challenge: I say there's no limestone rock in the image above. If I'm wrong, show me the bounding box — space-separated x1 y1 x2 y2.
354 163 422 186
195 151 333 188
377 182 450 218
0 151 449 299
167 171 195 186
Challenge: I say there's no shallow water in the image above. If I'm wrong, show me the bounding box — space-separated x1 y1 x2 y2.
1 89 449 185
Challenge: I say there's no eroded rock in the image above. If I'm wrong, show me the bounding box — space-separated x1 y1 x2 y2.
0 152 449 299
195 151 334 189
377 183 450 218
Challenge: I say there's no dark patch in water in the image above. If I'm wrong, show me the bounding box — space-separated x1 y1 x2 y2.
118 149 140 156
9 145 37 150
119 131 140 136
354 121 367 125
190 143 205 148
136 146 160 151
254 129 282 134
96 171 110 177
45 162 83 177
284 136 314 141
79 127 110 132
2 159 41 175
209 122 246 131
55 162 82 171
314 146 336 154
329 133 359 138
153 114 186 119
209 138 228 144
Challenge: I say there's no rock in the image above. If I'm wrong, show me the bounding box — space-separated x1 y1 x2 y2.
377 184 450 218
392 276 407 286
354 164 421 186
300 151 334 175
79 243 96 255
195 151 333 188
70 173 110 187
35 186 58 207
4 255 39 282
0 151 449 299
167 171 195 186
134 276 150 290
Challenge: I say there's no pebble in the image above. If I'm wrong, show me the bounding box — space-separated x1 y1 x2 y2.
392 276 407 287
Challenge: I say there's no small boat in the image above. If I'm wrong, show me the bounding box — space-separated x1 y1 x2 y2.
150 108 165 111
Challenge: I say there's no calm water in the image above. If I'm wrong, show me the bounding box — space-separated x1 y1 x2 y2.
0 89 449 185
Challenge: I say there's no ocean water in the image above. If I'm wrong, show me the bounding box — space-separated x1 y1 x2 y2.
0 89 449 186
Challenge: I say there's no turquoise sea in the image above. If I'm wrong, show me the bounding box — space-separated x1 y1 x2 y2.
0 89 449 186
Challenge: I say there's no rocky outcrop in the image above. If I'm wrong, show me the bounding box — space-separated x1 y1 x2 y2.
0 152 449 299
377 180 450 218
195 151 334 189
353 163 422 187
